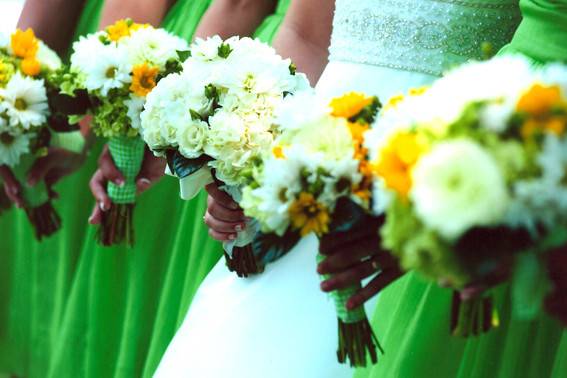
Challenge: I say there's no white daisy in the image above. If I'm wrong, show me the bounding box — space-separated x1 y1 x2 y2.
0 73 48 130
0 130 32 167
82 44 131 96
124 27 188 69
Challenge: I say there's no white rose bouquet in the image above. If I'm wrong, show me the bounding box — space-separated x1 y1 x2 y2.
0 28 70 239
240 91 383 367
61 19 189 246
368 56 567 337
140 36 310 272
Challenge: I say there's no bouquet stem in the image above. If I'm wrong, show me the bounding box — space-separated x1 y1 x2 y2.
451 291 498 337
96 136 145 247
13 155 61 240
0 184 11 214
224 245 264 277
317 253 383 367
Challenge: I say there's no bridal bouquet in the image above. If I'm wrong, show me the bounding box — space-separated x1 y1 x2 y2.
0 28 66 239
368 56 567 336
62 19 189 246
240 91 383 366
140 36 310 273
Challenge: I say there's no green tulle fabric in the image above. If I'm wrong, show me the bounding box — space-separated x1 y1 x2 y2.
0 0 105 376
355 1 567 378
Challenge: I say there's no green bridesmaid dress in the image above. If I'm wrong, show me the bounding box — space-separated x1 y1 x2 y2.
355 1 567 377
140 2 291 375
0 1 105 377
47 1 290 377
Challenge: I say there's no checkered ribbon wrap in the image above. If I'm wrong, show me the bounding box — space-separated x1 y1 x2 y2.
107 137 145 204
50 131 85 154
12 154 49 208
317 253 367 323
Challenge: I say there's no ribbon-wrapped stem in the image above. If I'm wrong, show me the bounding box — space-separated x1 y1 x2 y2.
12 154 61 240
450 291 498 337
97 136 145 247
317 252 383 367
0 183 11 214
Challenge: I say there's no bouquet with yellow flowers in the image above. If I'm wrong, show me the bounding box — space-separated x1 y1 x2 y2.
0 28 70 239
368 56 567 337
240 91 383 366
61 19 189 246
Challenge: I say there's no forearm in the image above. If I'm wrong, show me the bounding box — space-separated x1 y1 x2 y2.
272 0 334 85
17 0 87 55
194 0 276 39
99 0 175 28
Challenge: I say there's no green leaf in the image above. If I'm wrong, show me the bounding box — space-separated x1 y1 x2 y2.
177 49 191 62
252 229 301 266
165 150 212 179
217 42 233 59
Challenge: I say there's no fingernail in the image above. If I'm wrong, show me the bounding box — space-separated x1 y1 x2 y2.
317 263 326 274
235 224 243 232
346 299 357 310
88 214 94 223
230 202 239 210
99 202 108 212
115 179 125 187
320 281 332 292
229 234 237 240
139 178 150 186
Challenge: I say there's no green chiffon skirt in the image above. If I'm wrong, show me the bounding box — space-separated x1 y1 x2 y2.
46 1 291 377
0 1 104 376
356 1 567 377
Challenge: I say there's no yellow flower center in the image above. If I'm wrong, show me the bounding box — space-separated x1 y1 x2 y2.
330 92 373 119
105 67 117 79
106 20 133 42
130 64 159 97
289 192 330 237
272 145 285 159
21 58 41 76
408 86 429 97
11 28 39 59
15 98 27 111
373 132 425 198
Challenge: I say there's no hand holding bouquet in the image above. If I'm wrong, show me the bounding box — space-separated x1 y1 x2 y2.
368 56 567 336
0 28 65 239
240 91 383 366
140 36 310 273
62 19 189 246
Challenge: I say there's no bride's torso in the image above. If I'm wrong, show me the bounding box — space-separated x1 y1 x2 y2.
317 0 521 98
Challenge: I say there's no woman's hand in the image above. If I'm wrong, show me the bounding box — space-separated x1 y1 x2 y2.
0 147 85 207
317 217 403 310
545 246 567 326
203 183 247 242
88 145 165 224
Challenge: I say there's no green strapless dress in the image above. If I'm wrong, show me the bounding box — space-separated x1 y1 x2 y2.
355 1 567 377
0 1 105 377
46 1 290 377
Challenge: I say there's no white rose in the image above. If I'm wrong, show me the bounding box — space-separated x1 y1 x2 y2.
411 139 509 240
177 119 208 159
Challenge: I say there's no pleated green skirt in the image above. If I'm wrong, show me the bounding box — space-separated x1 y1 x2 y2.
46 1 291 377
0 1 105 376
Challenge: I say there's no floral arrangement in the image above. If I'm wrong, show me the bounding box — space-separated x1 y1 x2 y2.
140 35 310 272
367 56 567 336
0 28 65 239
240 91 383 367
61 19 189 246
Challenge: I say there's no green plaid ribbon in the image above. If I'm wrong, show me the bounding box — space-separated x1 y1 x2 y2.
12 154 49 208
50 131 85 153
107 136 145 204
317 253 368 323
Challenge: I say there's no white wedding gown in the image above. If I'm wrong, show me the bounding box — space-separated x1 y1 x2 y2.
155 1 520 377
